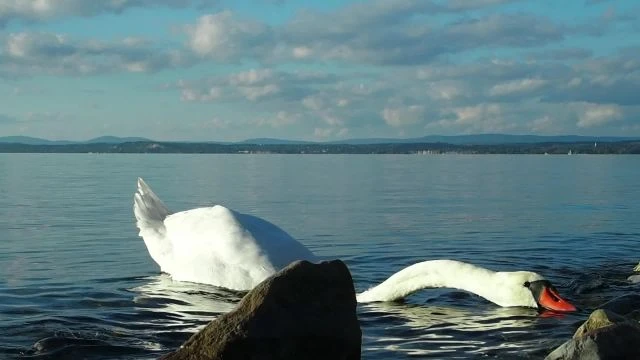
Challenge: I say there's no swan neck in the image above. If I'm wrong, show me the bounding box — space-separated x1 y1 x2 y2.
357 260 497 303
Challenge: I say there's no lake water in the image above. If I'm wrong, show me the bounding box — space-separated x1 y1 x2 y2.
1 153 639 359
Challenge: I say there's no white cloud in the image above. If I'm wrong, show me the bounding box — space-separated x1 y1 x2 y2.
292 46 312 59
453 104 502 125
320 113 343 126
489 78 547 96
426 81 466 101
337 98 349 107
252 111 300 128
3 0 636 140
528 115 557 133
5 32 67 58
185 11 271 60
575 102 623 128
568 77 583 87
239 84 279 101
302 96 324 111
427 103 521 134
382 105 425 127
229 68 273 85
124 62 148 72
0 0 210 25
336 127 349 137
181 87 222 102
0 32 190 76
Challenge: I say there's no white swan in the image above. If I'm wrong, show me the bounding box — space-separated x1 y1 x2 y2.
133 178 576 312
133 178 317 290
356 260 577 312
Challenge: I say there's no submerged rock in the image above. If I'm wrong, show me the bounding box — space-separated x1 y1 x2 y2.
545 308 640 360
160 260 361 360
565 273 606 295
599 294 640 320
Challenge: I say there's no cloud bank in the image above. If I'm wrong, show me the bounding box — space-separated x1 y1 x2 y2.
0 0 638 140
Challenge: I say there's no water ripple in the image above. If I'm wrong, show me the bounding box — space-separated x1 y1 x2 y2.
2 154 640 359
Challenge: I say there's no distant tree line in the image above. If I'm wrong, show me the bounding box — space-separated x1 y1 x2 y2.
0 141 639 154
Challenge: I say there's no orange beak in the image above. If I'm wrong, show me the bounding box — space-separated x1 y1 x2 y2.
537 286 577 312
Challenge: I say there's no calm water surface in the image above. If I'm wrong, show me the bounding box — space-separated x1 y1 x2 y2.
1 154 639 359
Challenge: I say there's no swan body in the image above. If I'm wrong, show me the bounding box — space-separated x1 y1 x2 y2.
133 178 317 290
357 260 576 312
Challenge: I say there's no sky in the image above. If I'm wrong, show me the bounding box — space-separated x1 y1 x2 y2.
0 0 638 141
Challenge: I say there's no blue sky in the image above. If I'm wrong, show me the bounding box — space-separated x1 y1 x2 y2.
0 0 638 141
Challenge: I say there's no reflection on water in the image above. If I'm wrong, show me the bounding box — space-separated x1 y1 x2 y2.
2 154 640 359
362 302 538 333
359 300 547 358
15 276 244 359
130 274 242 333
8 263 640 359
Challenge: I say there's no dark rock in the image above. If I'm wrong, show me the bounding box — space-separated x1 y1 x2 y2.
160 260 361 360
545 309 640 360
599 294 640 320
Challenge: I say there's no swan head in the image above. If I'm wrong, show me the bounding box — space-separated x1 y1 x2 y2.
525 278 576 312
500 271 576 312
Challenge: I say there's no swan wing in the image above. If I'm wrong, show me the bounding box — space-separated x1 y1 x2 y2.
163 205 280 290
233 211 318 268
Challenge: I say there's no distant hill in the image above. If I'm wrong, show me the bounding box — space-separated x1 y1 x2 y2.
330 134 639 145
86 136 151 144
2 139 639 154
0 135 150 145
0 136 75 145
240 138 317 145
229 134 640 145
1 134 638 146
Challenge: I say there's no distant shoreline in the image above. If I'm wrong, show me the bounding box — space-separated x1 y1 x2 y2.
1 141 639 154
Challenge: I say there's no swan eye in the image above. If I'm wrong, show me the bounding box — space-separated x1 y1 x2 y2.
523 281 531 288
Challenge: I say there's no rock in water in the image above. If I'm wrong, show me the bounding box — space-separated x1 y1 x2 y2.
160 260 361 360
545 308 640 360
599 294 640 320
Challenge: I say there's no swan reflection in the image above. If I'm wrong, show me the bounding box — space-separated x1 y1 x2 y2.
130 274 243 332
360 301 543 357
360 301 538 332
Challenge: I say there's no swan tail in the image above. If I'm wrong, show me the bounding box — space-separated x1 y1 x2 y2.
134 177 170 231
134 178 173 270
634 262 640 272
